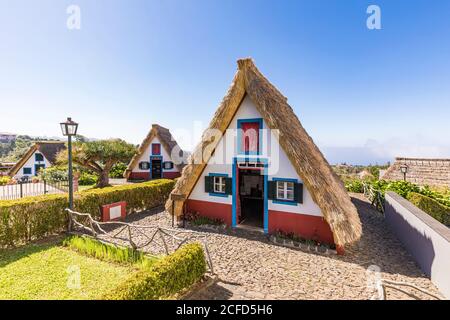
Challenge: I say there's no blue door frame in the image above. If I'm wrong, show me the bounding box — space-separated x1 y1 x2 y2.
232 157 268 233
149 155 163 179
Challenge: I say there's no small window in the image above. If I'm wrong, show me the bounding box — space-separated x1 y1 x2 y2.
162 161 174 170
35 153 44 162
139 161 150 170
151 143 161 155
213 176 226 194
276 181 295 201
238 119 262 154
23 167 32 175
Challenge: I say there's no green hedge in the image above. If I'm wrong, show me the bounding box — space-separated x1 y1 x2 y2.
105 242 207 300
0 179 175 246
406 192 450 226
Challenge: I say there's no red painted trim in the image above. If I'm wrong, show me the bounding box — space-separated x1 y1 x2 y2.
128 171 180 180
163 171 181 179
128 171 150 180
186 199 232 226
101 201 127 222
268 210 335 245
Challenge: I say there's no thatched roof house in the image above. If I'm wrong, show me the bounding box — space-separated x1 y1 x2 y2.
166 58 361 250
382 157 450 187
8 141 66 178
124 124 186 180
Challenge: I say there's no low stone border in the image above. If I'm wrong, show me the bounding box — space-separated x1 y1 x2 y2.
177 274 219 300
269 235 337 255
184 222 228 232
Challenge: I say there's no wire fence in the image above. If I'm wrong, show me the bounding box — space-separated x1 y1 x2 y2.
0 178 69 201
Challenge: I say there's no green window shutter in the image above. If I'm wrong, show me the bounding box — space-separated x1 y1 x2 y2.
204 176 213 193
268 181 276 200
294 183 303 203
225 177 232 195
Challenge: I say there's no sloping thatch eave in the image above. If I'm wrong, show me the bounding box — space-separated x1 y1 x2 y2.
166 58 362 247
8 144 39 176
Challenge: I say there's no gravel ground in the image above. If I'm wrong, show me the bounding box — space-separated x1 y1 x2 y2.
100 194 442 300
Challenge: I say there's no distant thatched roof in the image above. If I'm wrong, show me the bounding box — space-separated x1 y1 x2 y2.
382 157 450 186
124 124 185 179
166 58 362 247
8 141 66 176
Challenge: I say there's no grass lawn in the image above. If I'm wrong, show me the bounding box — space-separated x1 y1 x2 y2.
0 241 136 300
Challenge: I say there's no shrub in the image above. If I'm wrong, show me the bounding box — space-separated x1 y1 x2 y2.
105 243 206 300
406 192 450 226
345 179 364 193
38 166 68 181
0 179 175 246
78 172 98 186
0 176 11 186
109 162 128 179
63 235 157 269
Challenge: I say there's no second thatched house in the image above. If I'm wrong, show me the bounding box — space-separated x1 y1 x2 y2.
166 58 361 253
124 124 186 181
8 141 66 179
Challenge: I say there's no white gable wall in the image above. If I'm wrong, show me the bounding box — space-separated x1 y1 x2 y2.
189 95 322 217
131 137 179 173
13 151 51 179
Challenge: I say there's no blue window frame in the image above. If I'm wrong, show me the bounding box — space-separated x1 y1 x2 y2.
237 118 263 155
208 173 229 198
271 178 298 206
35 153 44 162
23 167 32 175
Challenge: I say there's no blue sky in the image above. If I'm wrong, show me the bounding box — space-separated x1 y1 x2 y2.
1 0 449 164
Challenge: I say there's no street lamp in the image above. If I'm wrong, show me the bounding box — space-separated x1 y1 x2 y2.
400 164 408 182
60 117 78 209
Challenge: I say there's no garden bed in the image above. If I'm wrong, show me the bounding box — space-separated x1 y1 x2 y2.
0 236 206 300
0 240 136 299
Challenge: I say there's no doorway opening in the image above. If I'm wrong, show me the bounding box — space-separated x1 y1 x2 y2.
237 168 264 229
151 158 162 179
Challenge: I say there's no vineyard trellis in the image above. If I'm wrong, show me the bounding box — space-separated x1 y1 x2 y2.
66 208 215 273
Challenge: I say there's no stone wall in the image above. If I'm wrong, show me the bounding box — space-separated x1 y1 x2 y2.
382 157 450 187
385 192 450 298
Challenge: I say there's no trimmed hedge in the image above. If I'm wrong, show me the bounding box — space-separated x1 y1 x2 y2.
0 179 175 246
105 242 207 300
407 192 450 226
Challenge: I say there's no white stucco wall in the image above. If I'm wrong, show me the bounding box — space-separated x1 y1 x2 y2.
131 137 179 173
13 151 51 179
189 95 322 217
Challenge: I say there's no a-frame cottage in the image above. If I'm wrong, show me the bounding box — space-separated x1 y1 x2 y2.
124 124 185 181
8 141 66 179
166 58 361 253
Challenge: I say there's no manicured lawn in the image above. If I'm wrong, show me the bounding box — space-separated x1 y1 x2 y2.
0 241 136 300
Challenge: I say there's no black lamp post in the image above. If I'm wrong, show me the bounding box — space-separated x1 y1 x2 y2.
400 164 408 182
60 117 78 209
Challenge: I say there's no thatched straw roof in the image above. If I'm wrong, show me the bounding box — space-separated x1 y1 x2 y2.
166 58 362 247
8 141 66 176
382 157 450 186
124 124 185 179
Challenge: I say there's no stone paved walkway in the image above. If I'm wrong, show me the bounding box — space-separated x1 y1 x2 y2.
105 194 442 300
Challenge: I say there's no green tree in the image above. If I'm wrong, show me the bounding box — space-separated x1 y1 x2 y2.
57 139 136 187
